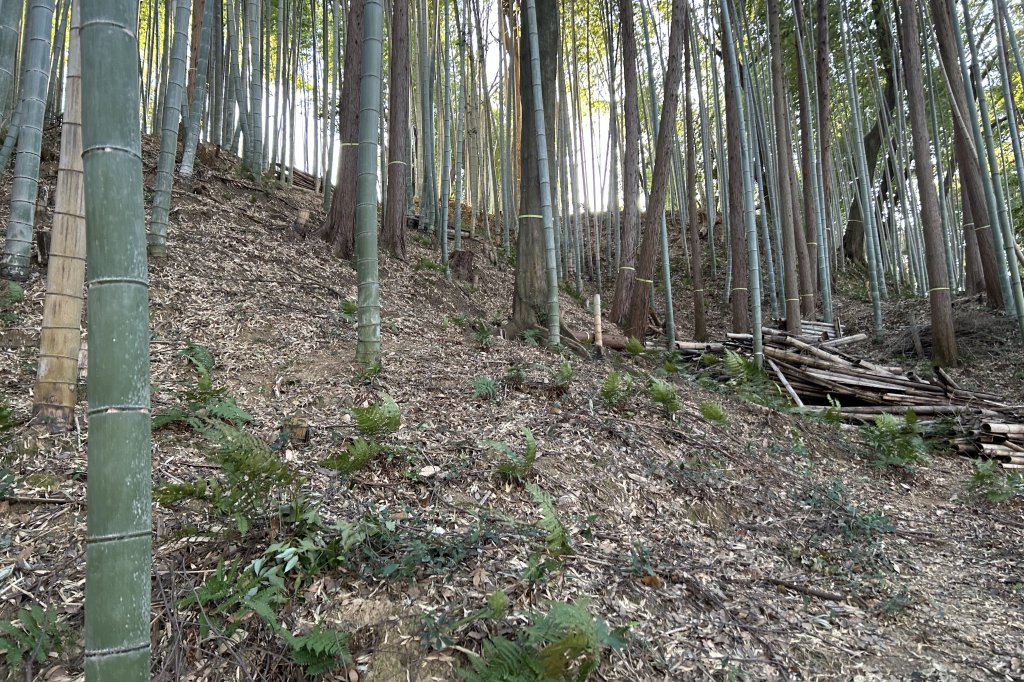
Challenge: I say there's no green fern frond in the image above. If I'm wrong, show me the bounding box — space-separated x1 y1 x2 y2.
527 483 572 558
491 428 538 481
699 402 727 424
624 337 644 356
321 438 383 474
600 370 632 407
206 397 253 426
178 342 216 375
353 393 401 437
648 379 681 415
283 626 352 675
473 375 499 400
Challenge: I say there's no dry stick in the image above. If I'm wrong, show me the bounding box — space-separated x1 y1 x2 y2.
764 577 866 608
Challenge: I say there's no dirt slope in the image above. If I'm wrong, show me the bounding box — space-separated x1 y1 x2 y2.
1 141 1022 681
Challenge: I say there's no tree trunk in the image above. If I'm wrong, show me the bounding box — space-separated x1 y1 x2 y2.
506 0 558 339
929 0 1004 309
896 0 957 366
382 0 409 259
766 0 802 334
625 0 685 339
684 7 706 341
323 0 365 260
609 0 640 326
842 0 895 265
723 12 748 333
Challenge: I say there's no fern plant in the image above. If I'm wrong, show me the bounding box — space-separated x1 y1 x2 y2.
527 484 573 558
339 298 358 323
860 412 928 471
472 375 498 401
155 421 298 532
521 328 542 347
0 604 71 673
550 360 573 394
321 437 383 474
282 626 353 676
0 281 24 323
504 365 526 389
624 337 644 356
699 402 727 424
599 370 632 408
353 393 401 437
489 428 538 482
649 379 681 415
968 460 1024 502
154 343 252 430
459 599 627 682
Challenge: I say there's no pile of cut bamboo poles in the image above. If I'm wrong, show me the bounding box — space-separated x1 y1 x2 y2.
675 320 1024 469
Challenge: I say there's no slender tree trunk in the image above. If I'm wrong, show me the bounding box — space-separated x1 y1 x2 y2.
148 0 192 257
896 0 957 365
723 8 748 332
609 0 640 326
929 0 1005 309
356 0 383 364
382 0 409 258
625 0 685 339
0 0 25 125
323 0 364 259
766 0 801 333
506 0 558 340
684 6 705 341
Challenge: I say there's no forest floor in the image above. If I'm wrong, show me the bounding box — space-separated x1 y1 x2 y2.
1 136 1023 681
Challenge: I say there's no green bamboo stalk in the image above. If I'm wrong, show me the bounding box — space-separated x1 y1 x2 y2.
80 0 151 675
148 0 191 258
180 0 215 176
524 0 559 346
1 0 55 282
356 0 383 365
722 0 762 364
0 0 24 125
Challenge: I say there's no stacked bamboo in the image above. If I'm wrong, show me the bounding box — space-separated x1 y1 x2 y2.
273 164 320 191
676 321 1024 469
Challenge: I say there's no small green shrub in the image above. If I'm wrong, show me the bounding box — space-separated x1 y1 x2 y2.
155 422 298 532
353 393 401 437
550 360 573 393
624 337 644 356
415 257 445 273
527 483 572 559
154 343 252 430
861 412 928 471
489 428 538 481
699 402 727 424
968 460 1024 502
0 281 24 323
459 599 627 682
521 328 542 347
472 375 498 401
504 365 526 389
339 298 358 323
0 604 72 673
321 437 384 474
473 320 493 348
649 379 680 415
600 370 633 408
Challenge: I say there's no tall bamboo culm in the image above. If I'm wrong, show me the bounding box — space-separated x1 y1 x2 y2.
80 0 152 674
356 0 384 365
1 0 55 282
